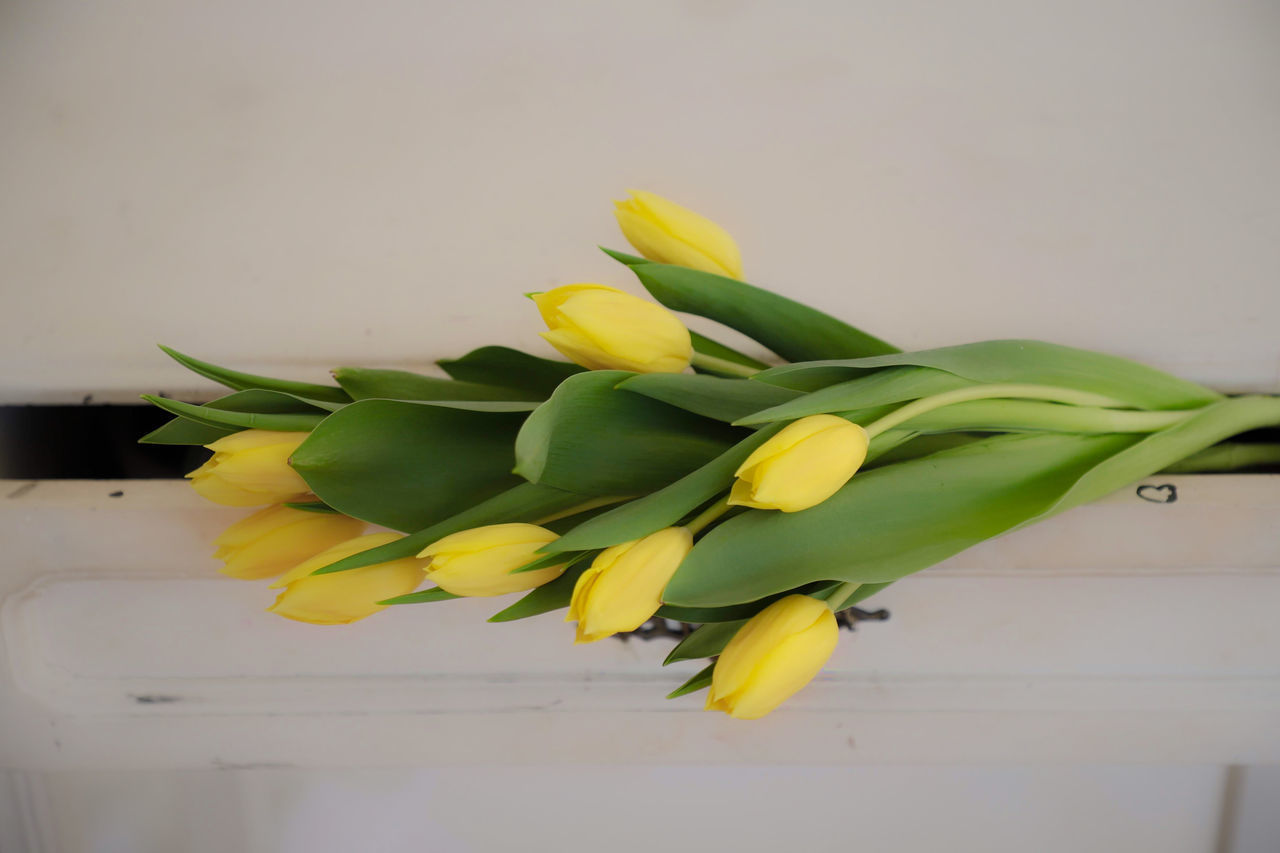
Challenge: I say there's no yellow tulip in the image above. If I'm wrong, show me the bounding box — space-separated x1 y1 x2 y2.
706 594 838 720
566 527 693 643
187 429 312 507
532 283 692 374
614 190 743 279
418 523 568 597
267 532 427 625
728 415 869 512
213 505 366 580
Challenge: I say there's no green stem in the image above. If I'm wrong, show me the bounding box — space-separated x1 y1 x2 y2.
825 581 863 612
861 384 1135 439
685 495 732 535
690 351 760 378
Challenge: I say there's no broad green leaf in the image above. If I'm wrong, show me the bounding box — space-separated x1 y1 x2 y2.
664 621 744 665
755 340 1221 410
1029 395 1280 519
283 501 340 513
628 262 899 361
839 581 894 606
291 400 527 531
863 432 984 467
141 394 326 433
510 549 595 574
310 482 593 575
735 367 974 425
438 346 585 395
380 587 461 605
158 345 350 404
487 557 593 622
664 432 1141 607
599 247 648 266
690 330 770 372
544 423 786 553
667 663 716 699
333 367 544 402
618 373 801 423
514 371 740 495
656 581 837 624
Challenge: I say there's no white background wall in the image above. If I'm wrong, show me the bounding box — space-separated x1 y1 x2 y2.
2 1 1278 851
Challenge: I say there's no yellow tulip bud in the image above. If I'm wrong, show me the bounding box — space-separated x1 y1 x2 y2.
728 415 869 513
566 527 693 643
213 505 366 580
706 594 839 720
417 523 568 597
614 190 743 279
532 283 693 374
267 532 427 625
186 429 312 507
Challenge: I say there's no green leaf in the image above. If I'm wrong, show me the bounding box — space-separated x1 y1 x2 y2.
628 262 899 361
667 663 716 699
140 389 332 443
333 367 544 402
141 394 327 433
158 345 351 404
544 423 786 553
600 247 648 266
310 481 593 575
837 581 894 607
509 549 592 574
734 367 974 425
487 557 593 622
514 371 741 495
755 340 1222 410
291 400 528 531
664 431 1142 607
664 620 745 665
689 331 770 372
438 346 585 396
139 418 235 446
1029 395 1280 519
283 501 340 513
617 373 801 423
380 587 461 605
656 582 837 624
863 432 984 467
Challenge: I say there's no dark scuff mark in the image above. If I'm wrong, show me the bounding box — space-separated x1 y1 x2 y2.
130 694 182 704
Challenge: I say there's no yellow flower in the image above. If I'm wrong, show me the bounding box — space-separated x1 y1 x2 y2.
728 415 869 512
614 190 743 279
706 594 838 720
267 532 427 625
213 505 366 580
566 527 693 643
186 429 312 507
417 523 568 597
532 283 692 374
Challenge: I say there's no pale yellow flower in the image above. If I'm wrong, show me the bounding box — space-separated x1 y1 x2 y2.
614 190 743 278
532 283 692 374
418 523 568 597
728 415 868 512
268 532 426 625
214 504 365 580
566 527 693 643
187 429 312 506
706 594 838 719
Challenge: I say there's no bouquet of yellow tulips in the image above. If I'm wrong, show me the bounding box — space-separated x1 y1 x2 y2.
144 191 1280 719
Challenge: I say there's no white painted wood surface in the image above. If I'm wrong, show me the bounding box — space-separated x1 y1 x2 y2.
3 476 1277 770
